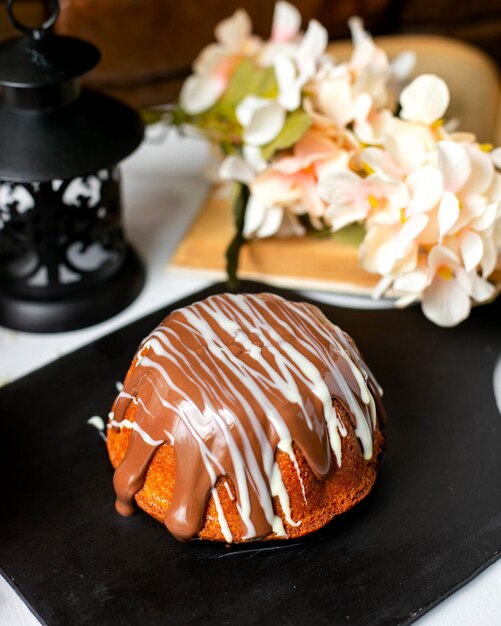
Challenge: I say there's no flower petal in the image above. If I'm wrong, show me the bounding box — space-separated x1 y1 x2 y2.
244 104 286 146
390 51 416 82
395 293 420 307
372 275 393 299
299 172 325 216
180 75 225 114
422 275 471 327
400 74 450 125
360 224 397 274
437 191 460 239
242 145 268 173
193 44 227 75
328 206 369 231
480 234 498 278
468 202 498 231
317 168 361 205
295 129 338 164
462 144 494 195
348 16 368 47
348 17 387 72
364 216 426 275
383 118 428 172
274 56 302 111
215 9 252 50
366 172 410 211
463 271 496 302
274 55 296 93
397 213 429 252
276 211 306 237
219 155 254 184
487 172 501 201
354 109 392 145
406 166 443 215
256 205 284 238
458 229 483 272
236 96 286 146
298 19 328 63
361 147 403 177
393 268 429 294
354 93 372 122
437 141 471 193
243 193 266 238
235 95 263 127
491 147 501 170
427 244 459 275
313 77 355 128
271 1 301 43
251 170 297 206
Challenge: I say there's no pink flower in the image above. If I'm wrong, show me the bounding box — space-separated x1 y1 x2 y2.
180 9 261 115
318 168 409 231
421 246 495 326
271 1 301 43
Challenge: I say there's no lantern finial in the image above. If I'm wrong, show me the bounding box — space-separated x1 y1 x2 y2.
7 0 60 39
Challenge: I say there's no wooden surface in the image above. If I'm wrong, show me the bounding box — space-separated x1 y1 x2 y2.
169 35 501 295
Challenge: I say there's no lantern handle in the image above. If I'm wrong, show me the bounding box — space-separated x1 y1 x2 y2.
7 0 60 39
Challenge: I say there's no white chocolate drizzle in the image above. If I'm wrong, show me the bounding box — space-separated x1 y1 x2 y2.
110 293 383 542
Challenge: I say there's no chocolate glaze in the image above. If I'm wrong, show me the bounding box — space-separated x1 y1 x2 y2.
109 293 384 541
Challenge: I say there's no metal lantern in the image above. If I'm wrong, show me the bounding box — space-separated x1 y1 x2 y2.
0 0 145 332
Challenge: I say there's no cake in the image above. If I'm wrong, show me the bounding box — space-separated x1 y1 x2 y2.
106 292 386 542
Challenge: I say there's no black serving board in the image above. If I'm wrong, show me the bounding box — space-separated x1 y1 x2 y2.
1 281 501 626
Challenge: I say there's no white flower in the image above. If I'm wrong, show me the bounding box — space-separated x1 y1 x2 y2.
243 194 288 238
318 169 409 231
399 74 450 125
382 117 435 173
219 145 268 184
180 75 227 116
353 94 392 144
421 246 495 327
271 1 301 43
244 172 307 239
180 9 261 115
214 8 254 52
309 65 358 129
235 95 286 146
271 18 328 112
361 213 428 276
259 1 302 65
491 147 501 170
179 4 501 327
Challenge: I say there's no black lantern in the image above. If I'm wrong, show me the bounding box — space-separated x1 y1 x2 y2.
0 0 145 332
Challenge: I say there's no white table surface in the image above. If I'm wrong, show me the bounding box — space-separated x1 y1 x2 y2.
1 130 500 626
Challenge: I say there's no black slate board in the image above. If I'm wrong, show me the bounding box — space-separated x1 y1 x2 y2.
1 281 501 626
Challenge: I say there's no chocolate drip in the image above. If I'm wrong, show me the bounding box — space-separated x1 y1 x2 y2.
109 293 383 541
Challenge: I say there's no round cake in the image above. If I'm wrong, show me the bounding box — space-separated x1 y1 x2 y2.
107 292 386 542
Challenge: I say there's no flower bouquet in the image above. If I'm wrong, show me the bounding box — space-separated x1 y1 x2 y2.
170 1 501 327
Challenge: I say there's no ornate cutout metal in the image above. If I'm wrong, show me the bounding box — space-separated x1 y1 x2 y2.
0 168 126 299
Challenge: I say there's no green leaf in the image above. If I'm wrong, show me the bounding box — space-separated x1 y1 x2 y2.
219 60 278 109
331 223 366 247
170 106 189 127
301 216 366 247
141 108 169 125
174 60 280 148
261 109 311 160
225 183 250 290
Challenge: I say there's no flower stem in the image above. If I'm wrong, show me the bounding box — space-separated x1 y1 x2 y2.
225 183 249 291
